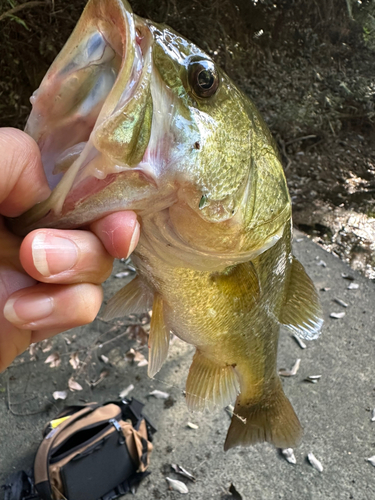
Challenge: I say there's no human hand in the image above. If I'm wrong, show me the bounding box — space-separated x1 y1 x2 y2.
0 128 140 372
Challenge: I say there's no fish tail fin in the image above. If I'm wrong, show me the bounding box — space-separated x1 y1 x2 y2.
224 381 302 451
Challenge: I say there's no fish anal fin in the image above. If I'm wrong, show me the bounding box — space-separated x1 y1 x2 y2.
103 276 153 320
148 293 170 378
280 257 323 340
186 350 240 412
224 381 303 451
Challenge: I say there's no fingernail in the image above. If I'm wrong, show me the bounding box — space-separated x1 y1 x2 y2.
32 233 79 277
4 293 54 325
126 221 140 258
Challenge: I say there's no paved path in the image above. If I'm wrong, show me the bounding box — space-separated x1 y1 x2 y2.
1 232 374 499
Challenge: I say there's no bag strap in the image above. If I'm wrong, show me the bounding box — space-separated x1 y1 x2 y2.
34 403 98 500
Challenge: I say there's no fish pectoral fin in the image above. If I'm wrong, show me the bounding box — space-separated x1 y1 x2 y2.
103 276 153 320
224 380 303 451
280 257 323 340
185 350 240 412
148 293 170 378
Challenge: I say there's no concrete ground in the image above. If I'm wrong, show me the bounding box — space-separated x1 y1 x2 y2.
1 231 374 500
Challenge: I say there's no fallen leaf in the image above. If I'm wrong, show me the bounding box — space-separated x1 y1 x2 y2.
69 352 80 370
330 311 345 319
171 464 196 482
279 358 301 377
166 477 188 494
29 343 38 361
100 355 109 364
292 335 306 349
119 384 134 398
45 352 61 368
367 456 375 467
282 448 296 464
41 339 53 353
308 452 323 472
187 422 199 430
148 390 170 399
53 390 68 400
347 283 359 290
371 409 375 422
68 377 83 392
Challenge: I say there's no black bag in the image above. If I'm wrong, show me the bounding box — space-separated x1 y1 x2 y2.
2 399 156 500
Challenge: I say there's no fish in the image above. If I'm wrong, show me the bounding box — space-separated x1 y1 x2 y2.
11 0 323 450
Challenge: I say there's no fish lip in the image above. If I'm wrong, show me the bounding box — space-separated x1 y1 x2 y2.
15 0 160 233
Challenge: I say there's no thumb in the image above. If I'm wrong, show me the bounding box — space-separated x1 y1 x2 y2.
0 128 50 217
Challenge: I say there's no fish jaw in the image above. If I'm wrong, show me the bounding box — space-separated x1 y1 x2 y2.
11 0 177 235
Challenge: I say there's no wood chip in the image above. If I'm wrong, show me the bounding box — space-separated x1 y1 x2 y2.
293 335 306 349
166 477 189 494
119 384 134 399
347 283 359 290
308 452 323 472
171 464 196 482
53 390 68 400
320 287 331 291
282 448 296 464
100 355 109 364
371 409 375 422
187 422 199 429
45 352 61 368
279 358 301 377
68 377 83 392
367 456 375 467
148 390 170 399
330 311 345 319
334 298 348 308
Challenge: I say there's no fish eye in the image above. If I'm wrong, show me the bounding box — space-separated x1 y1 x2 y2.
188 60 219 98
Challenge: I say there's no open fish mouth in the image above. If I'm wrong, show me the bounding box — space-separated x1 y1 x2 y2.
13 0 160 233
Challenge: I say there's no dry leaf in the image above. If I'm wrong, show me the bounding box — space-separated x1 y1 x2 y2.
68 377 83 392
29 343 38 361
330 311 345 319
166 477 188 494
367 456 375 467
282 448 296 464
53 390 68 400
41 339 53 353
308 452 323 472
187 422 199 430
292 334 306 349
279 358 301 377
347 283 359 290
371 409 375 422
69 352 80 370
171 464 196 482
100 355 109 364
119 384 134 399
148 390 170 399
45 352 61 368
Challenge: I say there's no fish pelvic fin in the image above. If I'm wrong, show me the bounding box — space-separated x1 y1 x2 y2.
148 293 170 378
224 380 303 451
185 350 240 412
103 276 153 320
280 257 323 340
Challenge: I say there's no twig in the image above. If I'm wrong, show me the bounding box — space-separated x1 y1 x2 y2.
0 1 47 22
285 135 317 146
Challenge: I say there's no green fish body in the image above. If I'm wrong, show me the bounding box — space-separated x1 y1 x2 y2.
12 0 323 449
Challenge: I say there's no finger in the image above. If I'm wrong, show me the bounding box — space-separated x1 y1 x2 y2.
0 128 50 216
19 229 114 284
3 283 103 332
90 211 140 259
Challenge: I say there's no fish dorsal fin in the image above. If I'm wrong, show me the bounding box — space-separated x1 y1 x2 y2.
148 293 170 378
280 257 323 340
102 276 153 320
186 350 240 412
